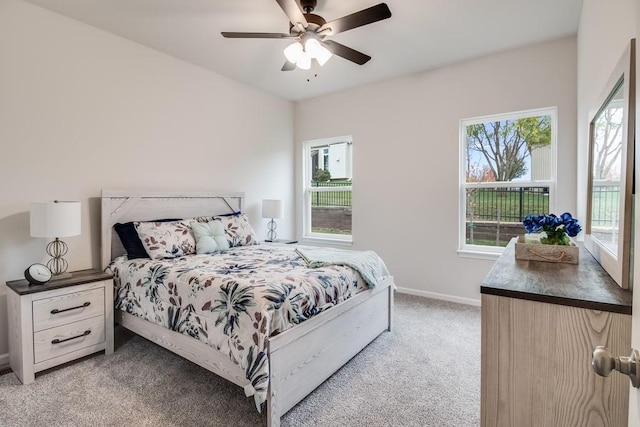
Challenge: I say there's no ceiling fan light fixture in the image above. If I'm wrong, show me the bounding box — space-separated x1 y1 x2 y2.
303 37 332 66
304 38 322 58
223 1 392 71
284 42 303 63
315 44 332 66
296 51 312 70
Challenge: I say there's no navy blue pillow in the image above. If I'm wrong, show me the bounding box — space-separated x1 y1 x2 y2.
217 211 241 217
114 219 180 260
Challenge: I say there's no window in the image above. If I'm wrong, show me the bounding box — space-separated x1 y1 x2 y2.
459 107 557 256
302 136 353 242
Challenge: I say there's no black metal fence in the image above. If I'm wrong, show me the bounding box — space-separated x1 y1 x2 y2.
466 184 620 226
591 183 620 227
463 184 620 247
311 181 352 207
466 186 549 223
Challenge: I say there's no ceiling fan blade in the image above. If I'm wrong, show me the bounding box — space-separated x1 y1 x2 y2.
322 40 371 65
221 32 296 39
320 3 392 36
281 60 297 71
275 0 308 30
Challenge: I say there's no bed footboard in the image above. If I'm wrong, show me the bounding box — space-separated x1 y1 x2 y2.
266 277 394 426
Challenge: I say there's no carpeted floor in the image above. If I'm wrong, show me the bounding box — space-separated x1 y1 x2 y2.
0 293 480 426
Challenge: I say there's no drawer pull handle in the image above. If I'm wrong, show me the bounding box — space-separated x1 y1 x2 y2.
51 330 91 345
51 302 91 314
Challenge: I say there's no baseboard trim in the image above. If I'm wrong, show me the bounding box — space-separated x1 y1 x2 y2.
396 287 481 307
0 353 9 367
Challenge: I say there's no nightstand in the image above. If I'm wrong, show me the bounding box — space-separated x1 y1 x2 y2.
6 269 114 384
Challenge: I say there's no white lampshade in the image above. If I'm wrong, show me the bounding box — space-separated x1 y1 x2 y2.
296 51 312 70
304 39 332 66
284 42 303 64
315 44 332 66
30 201 81 238
262 199 284 220
304 38 322 58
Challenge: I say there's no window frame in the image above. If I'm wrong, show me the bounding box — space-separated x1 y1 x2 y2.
302 136 353 244
458 107 558 258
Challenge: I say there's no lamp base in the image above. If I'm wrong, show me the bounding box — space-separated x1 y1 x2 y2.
46 238 70 276
267 219 278 241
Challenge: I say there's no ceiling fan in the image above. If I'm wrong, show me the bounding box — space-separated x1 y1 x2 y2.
221 0 392 71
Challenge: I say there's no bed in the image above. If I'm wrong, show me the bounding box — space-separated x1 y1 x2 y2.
101 190 394 426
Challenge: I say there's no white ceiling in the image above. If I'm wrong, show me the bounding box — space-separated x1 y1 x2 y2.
23 0 584 101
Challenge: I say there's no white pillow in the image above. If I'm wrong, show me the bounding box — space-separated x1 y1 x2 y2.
191 220 230 254
135 220 196 259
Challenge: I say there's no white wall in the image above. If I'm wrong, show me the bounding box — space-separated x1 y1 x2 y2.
295 37 577 304
576 0 636 229
0 0 295 359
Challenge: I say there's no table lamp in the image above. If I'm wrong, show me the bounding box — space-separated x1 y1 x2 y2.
262 199 283 242
30 200 81 278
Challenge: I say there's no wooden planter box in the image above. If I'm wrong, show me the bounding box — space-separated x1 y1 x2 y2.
514 235 579 264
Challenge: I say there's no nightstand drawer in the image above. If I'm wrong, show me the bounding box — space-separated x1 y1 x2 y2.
33 315 105 364
32 287 105 332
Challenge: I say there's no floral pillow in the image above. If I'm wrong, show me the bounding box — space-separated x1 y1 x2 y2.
134 220 196 259
114 218 180 259
191 220 230 254
214 213 259 247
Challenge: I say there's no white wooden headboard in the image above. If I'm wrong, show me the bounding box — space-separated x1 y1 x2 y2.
101 190 244 270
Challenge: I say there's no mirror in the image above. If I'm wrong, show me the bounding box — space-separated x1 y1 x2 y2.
585 39 635 289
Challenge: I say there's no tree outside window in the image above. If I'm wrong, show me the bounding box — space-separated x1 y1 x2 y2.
460 108 556 252
590 84 624 243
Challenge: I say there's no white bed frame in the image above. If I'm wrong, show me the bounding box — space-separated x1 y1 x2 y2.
101 190 394 426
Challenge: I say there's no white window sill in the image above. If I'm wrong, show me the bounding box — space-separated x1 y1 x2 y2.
457 249 502 261
300 236 354 248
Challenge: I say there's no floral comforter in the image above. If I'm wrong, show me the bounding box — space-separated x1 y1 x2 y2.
109 244 378 411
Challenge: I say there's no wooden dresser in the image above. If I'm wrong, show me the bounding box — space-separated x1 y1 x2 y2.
481 239 632 427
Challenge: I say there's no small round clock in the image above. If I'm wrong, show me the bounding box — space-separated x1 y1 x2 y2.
24 263 52 285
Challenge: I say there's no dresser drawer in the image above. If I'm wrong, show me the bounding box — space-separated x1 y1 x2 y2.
32 287 105 332
33 315 105 364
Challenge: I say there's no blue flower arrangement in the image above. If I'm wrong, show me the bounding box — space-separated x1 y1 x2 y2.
523 213 582 246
